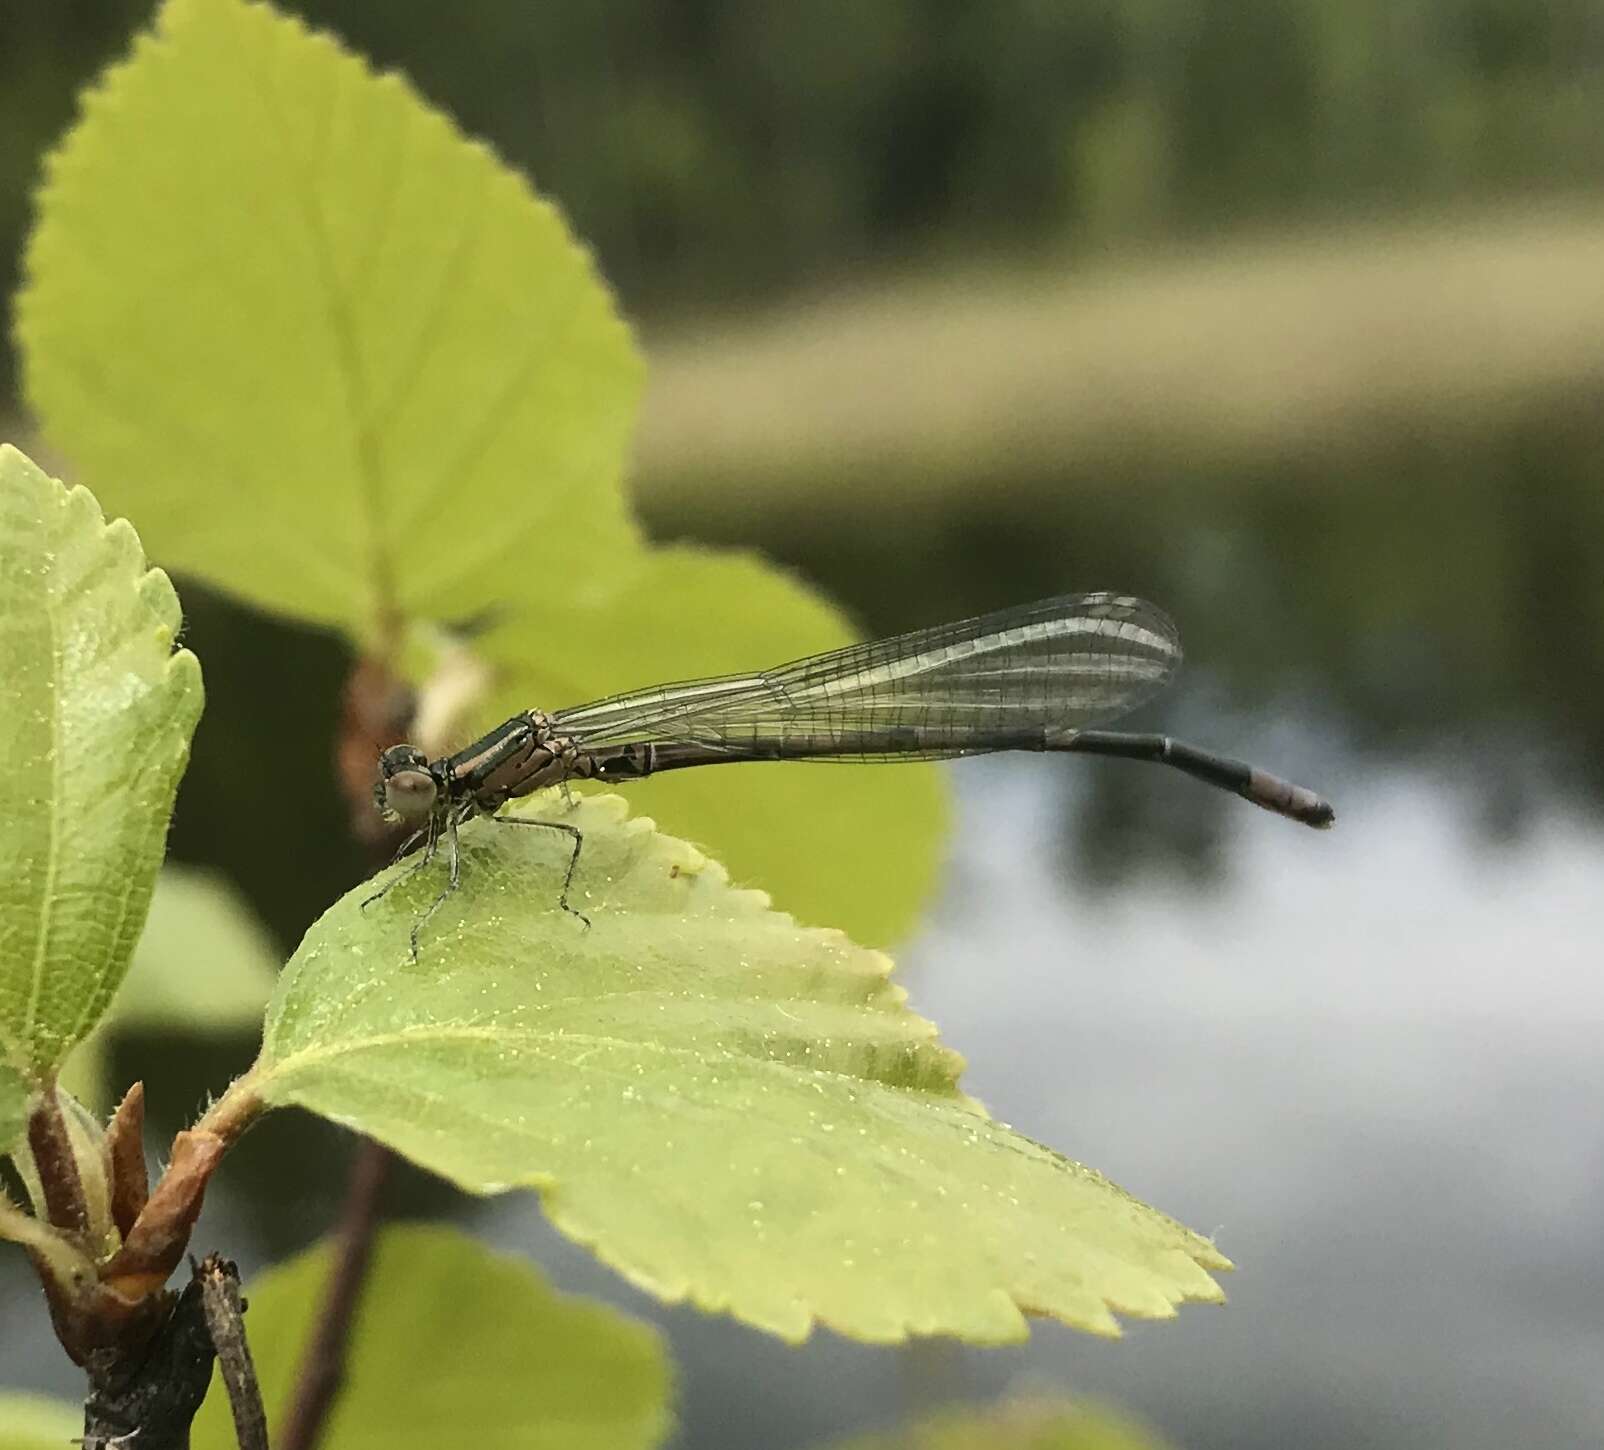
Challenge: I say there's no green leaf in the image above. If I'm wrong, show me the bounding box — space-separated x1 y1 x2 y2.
189 1223 672 1450
58 866 280 1109
16 0 945 941
474 546 950 944
822 1398 1174 1450
17 0 643 641
0 446 203 1130
0 1393 82 1450
248 795 1227 1344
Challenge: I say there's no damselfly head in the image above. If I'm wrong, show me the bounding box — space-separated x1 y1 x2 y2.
375 744 438 825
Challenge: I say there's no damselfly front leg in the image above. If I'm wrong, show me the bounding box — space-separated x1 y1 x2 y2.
359 818 439 913
408 807 468 962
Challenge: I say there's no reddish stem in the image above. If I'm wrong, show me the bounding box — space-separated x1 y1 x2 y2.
274 1141 392 1450
277 648 416 1450
27 1089 89 1237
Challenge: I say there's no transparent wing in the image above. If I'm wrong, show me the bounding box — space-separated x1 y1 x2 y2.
549 592 1182 762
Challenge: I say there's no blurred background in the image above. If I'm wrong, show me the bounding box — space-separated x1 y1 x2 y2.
3 3 1603 1447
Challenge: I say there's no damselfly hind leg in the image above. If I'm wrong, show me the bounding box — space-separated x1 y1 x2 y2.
489 814 590 929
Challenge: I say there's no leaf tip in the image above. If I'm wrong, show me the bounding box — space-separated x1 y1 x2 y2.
163 645 206 713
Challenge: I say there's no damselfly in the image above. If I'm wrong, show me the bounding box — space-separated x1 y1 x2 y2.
371 592 1333 954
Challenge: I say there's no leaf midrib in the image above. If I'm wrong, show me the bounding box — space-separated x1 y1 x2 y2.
15 535 65 1071
226 2 395 634
259 1021 963 1105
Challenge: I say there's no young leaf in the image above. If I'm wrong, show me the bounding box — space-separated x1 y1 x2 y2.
0 1393 82 1450
17 0 643 642
188 1223 673 1450
472 545 950 945
0 447 203 1132
241 795 1227 1344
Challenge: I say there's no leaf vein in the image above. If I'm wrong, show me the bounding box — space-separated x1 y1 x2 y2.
20 534 67 1061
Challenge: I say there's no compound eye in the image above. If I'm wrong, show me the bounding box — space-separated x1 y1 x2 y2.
375 751 438 825
379 768 437 823
378 744 429 777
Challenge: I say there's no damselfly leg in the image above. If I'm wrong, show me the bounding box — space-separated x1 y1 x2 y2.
486 814 590 928
359 819 438 913
364 804 588 960
408 809 466 962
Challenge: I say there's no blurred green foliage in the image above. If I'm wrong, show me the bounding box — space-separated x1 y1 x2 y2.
189 1224 673 1450
5 0 1604 403
0 1393 81 1450
825 1397 1174 1450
